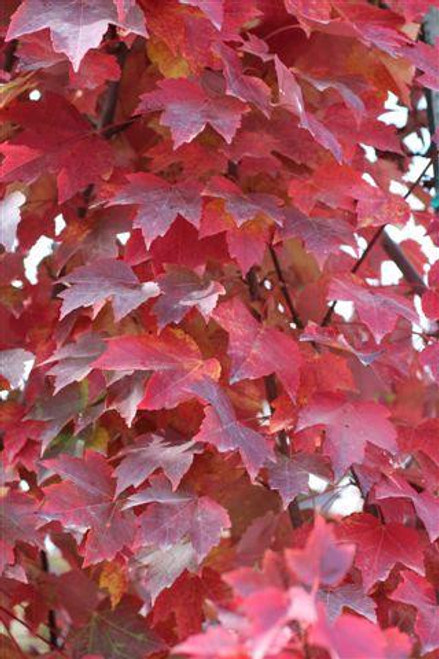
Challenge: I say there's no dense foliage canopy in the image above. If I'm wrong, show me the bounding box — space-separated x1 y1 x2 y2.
1 0 439 657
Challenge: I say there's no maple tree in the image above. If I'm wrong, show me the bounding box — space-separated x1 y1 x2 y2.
2 0 439 657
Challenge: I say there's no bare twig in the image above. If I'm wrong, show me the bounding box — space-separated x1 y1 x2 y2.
40 550 58 649
269 244 304 329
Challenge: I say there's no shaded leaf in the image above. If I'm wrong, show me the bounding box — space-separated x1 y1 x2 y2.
0 94 114 202
59 259 159 321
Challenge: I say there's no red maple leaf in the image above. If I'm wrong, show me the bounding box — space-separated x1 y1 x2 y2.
391 571 439 653
93 328 220 410
7 0 147 71
374 473 439 542
286 516 355 588
125 475 230 560
137 77 247 148
337 513 425 592
297 393 397 476
110 173 203 248
153 265 225 329
213 297 302 401
114 433 201 495
41 452 136 565
58 259 159 321
0 93 114 202
0 490 42 572
267 453 332 509
328 275 418 343
191 377 273 480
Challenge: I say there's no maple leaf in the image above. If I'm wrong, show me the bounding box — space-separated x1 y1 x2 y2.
7 0 147 71
42 333 105 394
145 217 228 270
328 275 418 343
180 0 224 30
286 516 355 588
319 583 377 624
0 190 26 252
225 219 269 274
203 176 285 227
70 597 164 659
0 94 113 203
106 372 147 427
391 571 439 653
110 173 203 248
0 490 42 572
191 376 273 479
297 393 397 476
125 476 230 560
275 56 343 162
374 473 439 542
337 513 425 592
93 328 221 410
213 297 302 401
58 259 159 322
154 265 225 329
152 571 205 638
309 607 389 659
114 433 201 495
41 452 136 565
267 453 332 509
129 539 199 603
217 43 271 116
281 208 356 269
356 188 410 228
137 77 247 148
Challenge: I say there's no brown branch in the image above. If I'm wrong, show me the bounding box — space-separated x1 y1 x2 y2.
381 232 426 294
77 27 128 218
269 244 304 329
40 550 58 649
321 157 433 326
2 39 18 73
0 603 67 653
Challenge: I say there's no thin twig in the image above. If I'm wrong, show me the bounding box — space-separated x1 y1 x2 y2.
0 604 67 652
40 550 58 649
269 244 304 329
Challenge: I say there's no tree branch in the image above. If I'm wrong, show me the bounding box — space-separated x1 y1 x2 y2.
40 550 58 649
269 244 304 329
